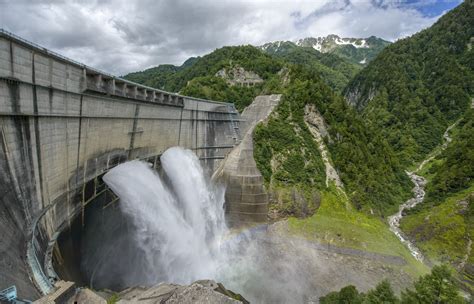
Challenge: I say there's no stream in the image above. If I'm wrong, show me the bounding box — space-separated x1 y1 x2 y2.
388 172 426 262
388 121 458 262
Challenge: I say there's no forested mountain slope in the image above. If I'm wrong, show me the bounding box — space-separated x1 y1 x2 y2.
124 45 411 216
124 57 198 90
253 66 412 216
125 34 388 99
261 44 361 92
124 46 284 111
344 0 474 166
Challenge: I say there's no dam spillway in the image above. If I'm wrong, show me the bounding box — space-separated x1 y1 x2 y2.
0 29 254 300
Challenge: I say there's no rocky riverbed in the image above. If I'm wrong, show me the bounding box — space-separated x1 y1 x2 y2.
388 172 427 262
388 121 457 263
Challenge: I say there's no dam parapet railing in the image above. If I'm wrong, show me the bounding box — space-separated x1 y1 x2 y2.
0 28 237 111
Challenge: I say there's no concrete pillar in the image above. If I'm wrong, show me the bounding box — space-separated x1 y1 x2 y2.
132 86 137 98
127 85 138 98
95 74 102 91
107 79 115 95
80 68 87 91
120 83 126 96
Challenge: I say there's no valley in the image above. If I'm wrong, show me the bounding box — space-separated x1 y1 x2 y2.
121 1 473 300
0 0 472 303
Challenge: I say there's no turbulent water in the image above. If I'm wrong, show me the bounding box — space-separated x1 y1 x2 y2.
81 147 228 290
102 147 227 284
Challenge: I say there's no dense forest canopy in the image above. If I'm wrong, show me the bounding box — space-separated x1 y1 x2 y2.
254 66 412 216
344 0 474 166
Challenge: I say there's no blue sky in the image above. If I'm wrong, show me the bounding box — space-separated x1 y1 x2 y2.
396 0 462 17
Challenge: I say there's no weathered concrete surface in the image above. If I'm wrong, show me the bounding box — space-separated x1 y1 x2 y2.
214 94 281 225
0 30 241 300
35 280 245 303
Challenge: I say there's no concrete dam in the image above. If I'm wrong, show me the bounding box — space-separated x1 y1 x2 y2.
0 30 268 300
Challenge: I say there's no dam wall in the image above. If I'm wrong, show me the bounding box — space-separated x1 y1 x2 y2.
215 95 281 226
0 30 240 299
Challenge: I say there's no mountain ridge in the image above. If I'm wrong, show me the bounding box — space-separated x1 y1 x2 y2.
260 34 391 65
123 34 390 94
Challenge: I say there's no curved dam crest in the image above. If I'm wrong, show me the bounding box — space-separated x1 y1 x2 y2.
0 30 254 299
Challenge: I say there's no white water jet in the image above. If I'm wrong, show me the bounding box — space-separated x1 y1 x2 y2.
102 147 227 285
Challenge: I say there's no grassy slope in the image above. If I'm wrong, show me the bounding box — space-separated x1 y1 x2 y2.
288 186 428 278
400 184 474 292
400 184 473 263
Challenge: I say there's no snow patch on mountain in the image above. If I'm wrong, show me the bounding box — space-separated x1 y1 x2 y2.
296 35 371 53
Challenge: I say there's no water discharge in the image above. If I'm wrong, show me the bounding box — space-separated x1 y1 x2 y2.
81 146 412 303
101 147 228 285
92 147 317 302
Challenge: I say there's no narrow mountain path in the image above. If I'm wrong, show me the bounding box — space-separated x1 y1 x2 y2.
388 120 458 263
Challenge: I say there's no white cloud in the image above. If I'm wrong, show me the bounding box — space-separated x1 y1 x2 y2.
0 0 452 75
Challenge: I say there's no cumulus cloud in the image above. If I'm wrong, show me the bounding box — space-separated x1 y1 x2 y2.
0 0 460 75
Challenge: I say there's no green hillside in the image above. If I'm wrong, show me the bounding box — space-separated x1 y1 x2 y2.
344 0 474 166
124 57 199 90
262 45 362 92
400 109 474 292
124 46 284 111
254 66 412 216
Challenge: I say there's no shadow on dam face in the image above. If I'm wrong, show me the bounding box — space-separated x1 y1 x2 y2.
52 150 227 293
54 183 147 291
